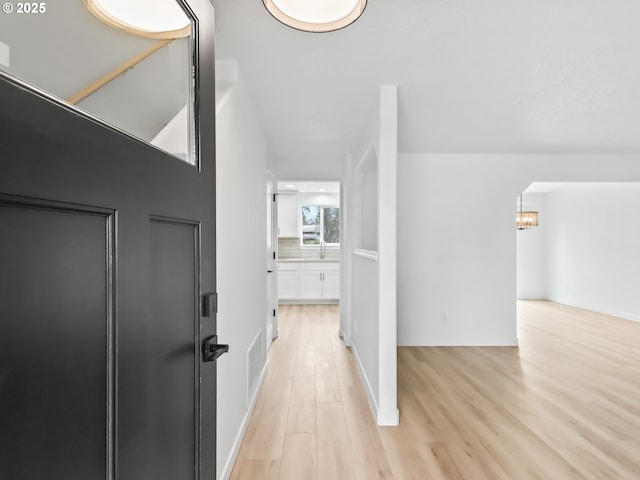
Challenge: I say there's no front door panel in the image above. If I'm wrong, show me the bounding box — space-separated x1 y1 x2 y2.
0 201 114 479
148 219 199 480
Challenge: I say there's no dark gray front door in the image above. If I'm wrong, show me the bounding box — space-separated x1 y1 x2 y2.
0 1 218 478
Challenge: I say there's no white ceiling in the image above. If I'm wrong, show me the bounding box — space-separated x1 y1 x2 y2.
277 181 340 193
212 0 640 175
526 182 640 194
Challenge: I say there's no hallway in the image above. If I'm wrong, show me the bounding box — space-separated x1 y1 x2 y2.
230 304 393 479
230 302 640 479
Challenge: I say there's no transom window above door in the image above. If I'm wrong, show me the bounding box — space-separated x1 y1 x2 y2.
0 0 197 165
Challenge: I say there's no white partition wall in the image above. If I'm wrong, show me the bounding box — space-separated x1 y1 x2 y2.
215 62 270 480
347 85 399 426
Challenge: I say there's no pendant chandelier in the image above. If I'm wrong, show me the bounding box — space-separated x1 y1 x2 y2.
516 194 539 230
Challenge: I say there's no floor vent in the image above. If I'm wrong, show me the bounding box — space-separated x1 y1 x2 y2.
247 329 265 406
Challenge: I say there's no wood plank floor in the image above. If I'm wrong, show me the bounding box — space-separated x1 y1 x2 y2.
230 301 640 479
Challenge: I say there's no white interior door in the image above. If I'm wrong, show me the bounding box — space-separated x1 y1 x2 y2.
266 172 279 348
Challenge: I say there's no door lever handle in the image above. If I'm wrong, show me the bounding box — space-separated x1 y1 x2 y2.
202 335 229 362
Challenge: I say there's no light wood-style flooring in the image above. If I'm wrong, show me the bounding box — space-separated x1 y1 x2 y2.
230 301 640 479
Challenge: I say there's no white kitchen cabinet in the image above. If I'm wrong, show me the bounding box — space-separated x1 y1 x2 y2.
277 263 299 299
321 270 340 299
298 262 340 300
278 262 340 302
298 270 324 299
277 193 299 237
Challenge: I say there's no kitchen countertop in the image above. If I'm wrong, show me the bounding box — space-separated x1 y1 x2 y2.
278 258 340 263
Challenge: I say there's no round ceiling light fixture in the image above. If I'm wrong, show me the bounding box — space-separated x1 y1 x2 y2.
263 0 367 33
85 0 191 39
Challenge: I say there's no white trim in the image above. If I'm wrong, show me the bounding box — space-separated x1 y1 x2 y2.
340 167 352 348
278 299 339 305
376 85 399 426
350 341 399 425
546 297 640 324
350 342 379 423
377 406 400 426
353 248 378 261
219 362 269 480
338 328 351 347
267 170 279 347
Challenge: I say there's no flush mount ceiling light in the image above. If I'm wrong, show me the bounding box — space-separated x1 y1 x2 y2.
85 0 191 39
516 194 539 230
263 0 367 33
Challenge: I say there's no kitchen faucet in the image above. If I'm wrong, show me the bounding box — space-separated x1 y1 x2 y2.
320 240 326 260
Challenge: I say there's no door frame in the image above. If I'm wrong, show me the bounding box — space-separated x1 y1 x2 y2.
267 170 279 348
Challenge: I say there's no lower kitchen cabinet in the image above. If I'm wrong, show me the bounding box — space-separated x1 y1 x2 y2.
277 263 299 300
278 262 340 301
299 270 324 299
321 270 340 299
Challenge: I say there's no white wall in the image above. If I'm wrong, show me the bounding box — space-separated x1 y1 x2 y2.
397 154 640 346
275 157 345 182
347 85 398 426
215 67 269 479
516 193 547 299
299 192 339 207
544 185 640 322
360 156 378 252
351 252 379 400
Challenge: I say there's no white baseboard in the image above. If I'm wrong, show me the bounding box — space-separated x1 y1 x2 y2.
397 337 519 347
338 328 351 347
351 342 399 426
377 407 400 426
350 342 381 425
548 297 640 323
219 361 269 480
278 299 339 305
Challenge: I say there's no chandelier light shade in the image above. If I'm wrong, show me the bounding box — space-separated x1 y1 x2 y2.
516 194 539 230
516 211 539 230
262 0 367 32
85 0 191 39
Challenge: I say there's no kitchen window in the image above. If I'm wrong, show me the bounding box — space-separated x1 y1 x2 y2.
301 205 340 245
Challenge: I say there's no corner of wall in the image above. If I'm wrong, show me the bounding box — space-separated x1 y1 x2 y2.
215 59 238 115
